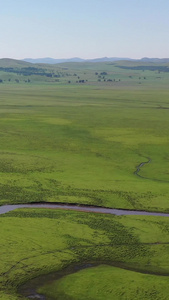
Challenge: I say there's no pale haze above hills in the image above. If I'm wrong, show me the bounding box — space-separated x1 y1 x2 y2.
23 57 169 65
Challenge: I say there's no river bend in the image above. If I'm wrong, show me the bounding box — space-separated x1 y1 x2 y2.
1 203 169 217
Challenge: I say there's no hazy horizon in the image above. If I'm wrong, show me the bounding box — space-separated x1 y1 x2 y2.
2 56 169 62
1 0 169 60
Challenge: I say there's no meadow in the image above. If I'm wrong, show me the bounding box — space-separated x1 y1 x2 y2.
1 209 169 299
1 60 169 299
0 84 169 211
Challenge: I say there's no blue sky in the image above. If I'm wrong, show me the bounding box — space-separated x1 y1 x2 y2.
0 0 169 59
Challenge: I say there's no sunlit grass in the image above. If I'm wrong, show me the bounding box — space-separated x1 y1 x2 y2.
0 85 169 211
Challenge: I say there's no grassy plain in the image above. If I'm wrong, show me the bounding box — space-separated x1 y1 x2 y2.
1 60 169 299
0 84 169 211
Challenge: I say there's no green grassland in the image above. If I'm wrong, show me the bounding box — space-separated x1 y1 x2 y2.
1 60 169 299
1 209 169 299
0 84 169 211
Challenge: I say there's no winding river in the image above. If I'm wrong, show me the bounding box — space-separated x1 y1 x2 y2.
1 202 169 217
0 156 162 218
134 157 151 179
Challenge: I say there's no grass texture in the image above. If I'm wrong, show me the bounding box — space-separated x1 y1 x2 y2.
1 209 169 299
40 265 169 300
0 77 169 299
0 85 169 211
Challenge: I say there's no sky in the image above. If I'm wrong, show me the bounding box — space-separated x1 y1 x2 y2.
0 0 169 59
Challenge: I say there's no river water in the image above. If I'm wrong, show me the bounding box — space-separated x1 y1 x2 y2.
1 203 169 217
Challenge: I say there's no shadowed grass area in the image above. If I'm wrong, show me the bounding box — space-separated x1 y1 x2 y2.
39 265 169 300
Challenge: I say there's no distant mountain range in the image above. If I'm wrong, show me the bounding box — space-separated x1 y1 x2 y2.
1 57 169 69
23 57 169 64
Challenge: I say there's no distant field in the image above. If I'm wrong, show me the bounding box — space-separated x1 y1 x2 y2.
0 58 169 88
